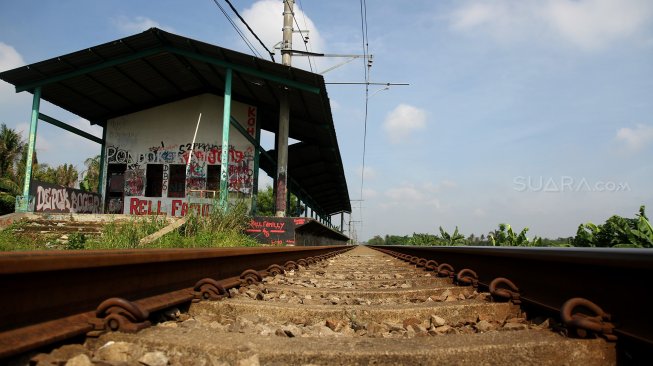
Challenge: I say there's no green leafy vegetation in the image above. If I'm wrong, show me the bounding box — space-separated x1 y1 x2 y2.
570 206 652 248
367 206 651 248
488 224 542 247
79 155 100 192
255 185 304 216
0 124 88 215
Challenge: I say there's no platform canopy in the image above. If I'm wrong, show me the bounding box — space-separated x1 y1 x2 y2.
0 28 351 216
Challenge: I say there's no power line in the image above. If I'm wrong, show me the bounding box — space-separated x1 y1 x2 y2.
223 0 276 62
285 0 314 72
211 0 263 59
297 0 317 71
358 0 371 239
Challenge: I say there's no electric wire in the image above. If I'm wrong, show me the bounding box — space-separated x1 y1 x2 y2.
358 0 370 240
285 0 314 72
297 0 317 71
211 0 263 59
223 0 276 62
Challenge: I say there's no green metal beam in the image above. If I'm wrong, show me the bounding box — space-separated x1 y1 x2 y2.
39 113 103 144
163 46 320 94
219 68 233 211
15 45 320 95
15 48 166 93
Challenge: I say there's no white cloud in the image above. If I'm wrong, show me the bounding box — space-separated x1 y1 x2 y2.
15 122 53 153
0 42 24 72
547 0 653 49
112 16 174 35
382 104 427 144
0 42 28 111
450 1 540 43
450 0 653 50
381 181 456 209
242 0 328 71
615 124 653 151
362 188 378 199
358 166 377 180
386 184 426 202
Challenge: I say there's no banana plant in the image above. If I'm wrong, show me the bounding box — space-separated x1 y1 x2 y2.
489 224 533 246
438 226 467 246
614 206 652 248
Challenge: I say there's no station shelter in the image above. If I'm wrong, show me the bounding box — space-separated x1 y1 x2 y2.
0 28 351 243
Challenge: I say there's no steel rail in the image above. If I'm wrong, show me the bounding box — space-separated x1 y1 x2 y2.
0 246 351 359
369 245 653 359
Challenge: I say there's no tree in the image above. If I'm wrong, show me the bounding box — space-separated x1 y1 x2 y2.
0 124 25 215
408 233 439 246
367 235 384 245
55 164 79 187
488 223 539 246
570 206 652 248
439 226 467 246
0 124 24 179
255 185 303 216
80 155 101 192
32 163 78 187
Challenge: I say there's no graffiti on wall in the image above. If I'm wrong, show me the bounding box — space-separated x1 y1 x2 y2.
125 196 213 217
108 141 255 196
161 164 169 196
30 181 102 214
107 198 123 214
124 167 144 196
246 217 301 245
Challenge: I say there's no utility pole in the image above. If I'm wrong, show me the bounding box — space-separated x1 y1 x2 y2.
275 0 293 217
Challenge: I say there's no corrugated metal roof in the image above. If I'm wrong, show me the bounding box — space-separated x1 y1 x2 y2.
0 28 351 215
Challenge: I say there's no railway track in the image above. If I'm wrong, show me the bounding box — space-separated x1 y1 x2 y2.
4 245 649 365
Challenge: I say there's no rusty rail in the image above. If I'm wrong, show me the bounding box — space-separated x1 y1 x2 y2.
370 245 653 360
0 246 352 359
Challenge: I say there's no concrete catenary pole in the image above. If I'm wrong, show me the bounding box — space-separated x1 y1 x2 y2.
275 0 294 217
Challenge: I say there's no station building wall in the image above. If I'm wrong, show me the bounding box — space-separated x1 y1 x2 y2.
103 93 257 216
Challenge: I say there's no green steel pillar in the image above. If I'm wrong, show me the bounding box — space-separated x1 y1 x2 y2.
18 87 41 212
98 126 108 212
219 68 233 211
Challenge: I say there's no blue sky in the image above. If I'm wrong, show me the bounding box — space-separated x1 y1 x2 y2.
1 0 652 241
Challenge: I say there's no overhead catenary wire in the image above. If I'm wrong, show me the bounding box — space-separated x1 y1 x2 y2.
211 0 263 59
358 0 371 241
223 0 276 62
296 0 317 71
284 0 314 72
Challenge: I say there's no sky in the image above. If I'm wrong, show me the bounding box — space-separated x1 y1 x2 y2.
1 0 652 241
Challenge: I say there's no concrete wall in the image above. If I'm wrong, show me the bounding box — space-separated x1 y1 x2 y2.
103 93 257 216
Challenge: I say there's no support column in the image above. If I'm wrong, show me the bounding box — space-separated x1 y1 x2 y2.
275 92 290 216
18 87 41 212
219 68 233 211
340 213 344 232
275 0 294 217
251 119 262 216
98 125 107 212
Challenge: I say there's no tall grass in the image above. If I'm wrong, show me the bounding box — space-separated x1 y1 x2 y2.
151 200 258 248
0 200 258 251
